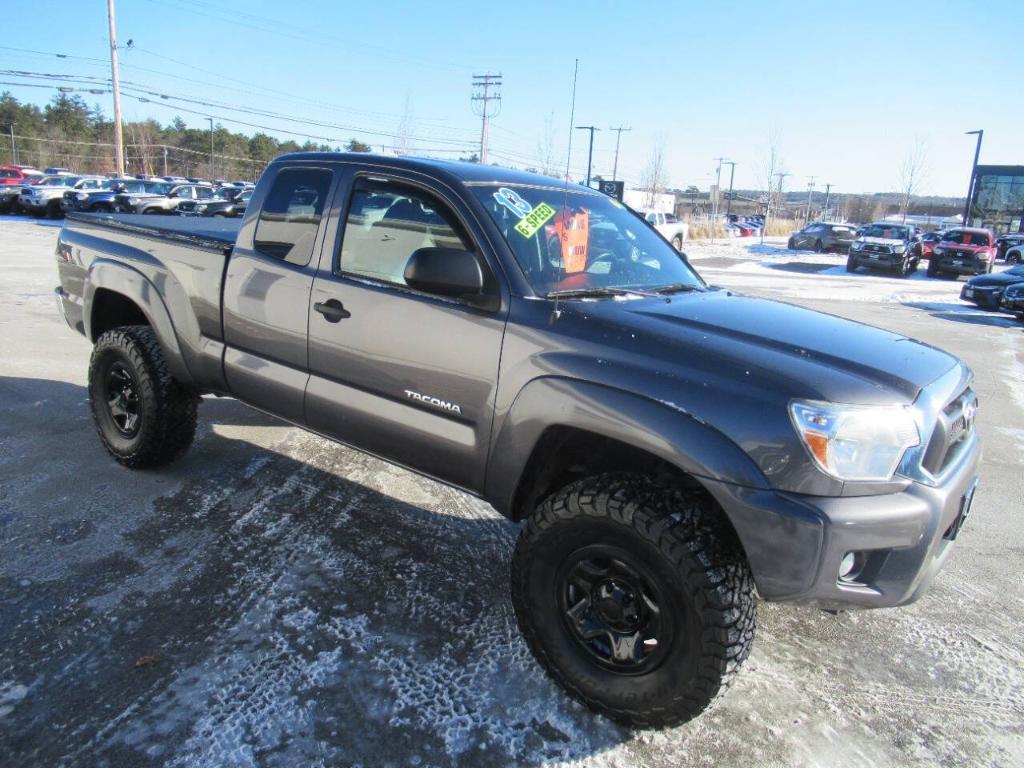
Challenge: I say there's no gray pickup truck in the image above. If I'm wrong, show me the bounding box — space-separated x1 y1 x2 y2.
55 153 981 728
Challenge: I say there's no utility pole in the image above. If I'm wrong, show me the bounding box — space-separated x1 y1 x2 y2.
723 160 737 220
106 0 125 177
963 129 983 226
804 176 815 224
162 146 168 177
608 125 631 182
5 123 14 164
711 157 728 243
822 183 832 221
208 117 215 179
471 73 502 165
575 126 599 186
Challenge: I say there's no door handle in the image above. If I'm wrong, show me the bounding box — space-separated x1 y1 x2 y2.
313 299 351 323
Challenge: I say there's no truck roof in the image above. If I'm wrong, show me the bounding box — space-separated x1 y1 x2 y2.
277 152 588 191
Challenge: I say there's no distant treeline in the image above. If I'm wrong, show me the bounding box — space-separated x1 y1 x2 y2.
0 91 372 180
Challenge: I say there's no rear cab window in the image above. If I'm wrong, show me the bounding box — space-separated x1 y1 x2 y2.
253 167 333 265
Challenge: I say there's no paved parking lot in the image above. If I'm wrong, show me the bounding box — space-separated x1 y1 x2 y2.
1 217 1022 767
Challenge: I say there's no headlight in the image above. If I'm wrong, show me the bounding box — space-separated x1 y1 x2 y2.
852 242 863 251
933 247 945 256
76 192 88 200
196 204 207 211
128 197 141 205
1005 285 1023 298
789 400 920 481
893 244 906 254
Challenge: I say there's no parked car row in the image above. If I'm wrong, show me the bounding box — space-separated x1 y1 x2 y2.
960 264 1024 322
0 164 255 218
786 220 1012 281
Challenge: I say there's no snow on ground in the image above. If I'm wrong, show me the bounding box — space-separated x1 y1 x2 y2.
685 236 977 305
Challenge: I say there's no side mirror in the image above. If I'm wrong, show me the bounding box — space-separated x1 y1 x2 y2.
404 247 493 308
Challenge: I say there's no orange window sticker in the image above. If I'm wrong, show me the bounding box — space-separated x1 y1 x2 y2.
552 208 590 273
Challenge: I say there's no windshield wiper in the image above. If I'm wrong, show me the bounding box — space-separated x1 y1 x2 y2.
545 286 661 300
651 283 704 295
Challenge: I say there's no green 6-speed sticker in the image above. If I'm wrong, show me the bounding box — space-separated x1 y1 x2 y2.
514 202 557 238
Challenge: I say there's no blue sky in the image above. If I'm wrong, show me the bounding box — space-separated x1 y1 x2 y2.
2 0 1019 195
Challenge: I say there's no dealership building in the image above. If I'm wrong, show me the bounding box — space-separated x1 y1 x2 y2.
967 165 1024 233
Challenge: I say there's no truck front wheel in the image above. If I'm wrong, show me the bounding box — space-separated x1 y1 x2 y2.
511 473 756 728
88 325 198 469
671 234 684 251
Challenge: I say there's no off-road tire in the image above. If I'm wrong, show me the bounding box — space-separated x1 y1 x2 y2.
927 258 939 278
896 257 912 278
88 325 198 469
787 238 796 250
671 234 683 252
510 473 756 728
814 239 825 253
846 255 857 273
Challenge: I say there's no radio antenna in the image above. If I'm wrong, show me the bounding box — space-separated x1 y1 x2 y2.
552 57 579 322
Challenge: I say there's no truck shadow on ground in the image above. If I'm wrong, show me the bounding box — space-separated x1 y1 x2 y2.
901 301 1022 329
0 376 629 767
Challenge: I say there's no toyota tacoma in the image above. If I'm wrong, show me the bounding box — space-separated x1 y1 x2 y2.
846 222 920 276
54 154 981 728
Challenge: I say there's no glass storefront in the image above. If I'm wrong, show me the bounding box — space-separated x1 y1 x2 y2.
968 165 1024 233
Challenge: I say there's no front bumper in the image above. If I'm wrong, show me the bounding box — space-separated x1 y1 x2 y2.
850 249 905 268
704 432 981 609
935 255 988 274
960 284 1004 309
1001 294 1024 314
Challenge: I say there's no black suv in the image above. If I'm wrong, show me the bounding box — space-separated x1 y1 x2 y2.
787 222 857 253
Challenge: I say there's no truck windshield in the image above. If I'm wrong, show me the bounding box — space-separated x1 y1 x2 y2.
862 224 911 239
943 231 990 246
470 184 703 296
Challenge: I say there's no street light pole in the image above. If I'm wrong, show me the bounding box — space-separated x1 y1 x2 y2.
723 160 737 220
5 123 14 164
208 117 215 179
963 130 983 226
822 183 832 221
575 126 599 187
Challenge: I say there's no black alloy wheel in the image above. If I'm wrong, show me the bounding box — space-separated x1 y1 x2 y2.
558 546 671 674
102 362 142 437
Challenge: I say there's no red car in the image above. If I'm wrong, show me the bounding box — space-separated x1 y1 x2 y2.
0 165 42 186
927 227 996 278
918 231 944 259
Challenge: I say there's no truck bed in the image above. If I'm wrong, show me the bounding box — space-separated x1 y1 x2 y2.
65 212 241 252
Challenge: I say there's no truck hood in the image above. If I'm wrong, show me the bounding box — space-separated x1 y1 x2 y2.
939 242 988 253
580 289 956 403
857 236 906 247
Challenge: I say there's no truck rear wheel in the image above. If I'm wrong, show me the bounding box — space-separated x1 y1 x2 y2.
510 473 755 728
671 234 683 251
88 325 198 469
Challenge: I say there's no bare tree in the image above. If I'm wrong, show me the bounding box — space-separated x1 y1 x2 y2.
898 137 929 223
536 112 557 177
640 135 667 209
759 129 784 241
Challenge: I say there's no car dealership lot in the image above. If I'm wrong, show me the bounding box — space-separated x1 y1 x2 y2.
1 217 1022 767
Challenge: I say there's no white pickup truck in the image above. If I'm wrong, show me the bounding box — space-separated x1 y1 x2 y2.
642 211 689 250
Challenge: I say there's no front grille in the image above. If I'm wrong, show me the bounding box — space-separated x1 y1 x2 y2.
863 243 890 254
921 386 977 476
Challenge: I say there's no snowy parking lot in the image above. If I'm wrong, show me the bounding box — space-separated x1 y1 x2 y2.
1 217 1023 767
